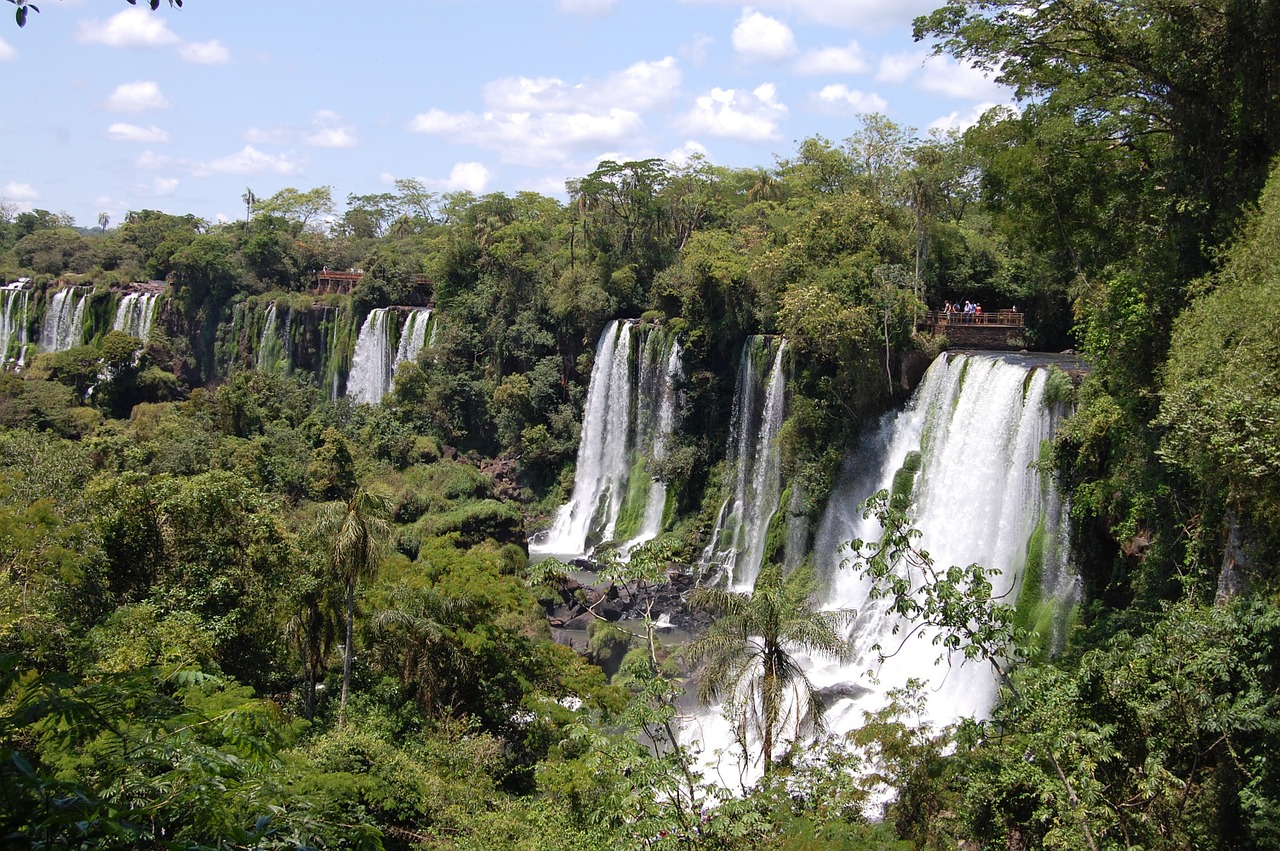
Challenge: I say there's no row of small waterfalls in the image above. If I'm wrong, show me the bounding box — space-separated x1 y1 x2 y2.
1 285 163 368
534 318 1080 784
0 283 434 403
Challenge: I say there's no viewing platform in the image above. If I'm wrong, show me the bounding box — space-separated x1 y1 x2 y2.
314 270 434 305
919 309 1026 350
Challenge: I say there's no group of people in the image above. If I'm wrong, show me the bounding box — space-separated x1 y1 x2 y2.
943 300 983 321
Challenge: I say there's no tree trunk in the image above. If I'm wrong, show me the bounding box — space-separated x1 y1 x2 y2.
340 579 354 720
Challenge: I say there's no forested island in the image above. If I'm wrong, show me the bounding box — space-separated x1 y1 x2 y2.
2 1 1280 849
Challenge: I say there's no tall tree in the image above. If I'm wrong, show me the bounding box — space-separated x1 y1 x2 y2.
686 564 855 777
318 486 391 719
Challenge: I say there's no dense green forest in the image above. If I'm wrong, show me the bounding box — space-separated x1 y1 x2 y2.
2 0 1280 848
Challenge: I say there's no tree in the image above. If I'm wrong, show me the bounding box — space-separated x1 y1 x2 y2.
241 187 256 222
255 186 335 233
8 0 182 27
96 211 109 233
686 564 856 777
317 486 391 718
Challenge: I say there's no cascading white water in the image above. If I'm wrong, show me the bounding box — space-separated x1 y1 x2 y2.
347 307 431 404
394 308 432 367
1 283 31 368
255 302 294 373
40 287 89 352
531 319 683 559
113 292 159 341
685 351 1078 785
618 327 684 556
699 336 788 590
347 308 393 404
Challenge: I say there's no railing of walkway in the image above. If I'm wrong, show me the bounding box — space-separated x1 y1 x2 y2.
921 309 1024 327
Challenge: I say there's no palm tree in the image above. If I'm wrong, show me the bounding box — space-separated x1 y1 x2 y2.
686 563 856 776
371 587 473 717
318 486 391 720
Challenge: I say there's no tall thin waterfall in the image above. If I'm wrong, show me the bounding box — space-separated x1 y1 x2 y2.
347 308 393 404
700 336 788 590
394 308 433 367
348 307 430 404
40 287 89 352
113 292 159 341
256 302 293 372
531 319 684 559
1 283 30 368
685 352 1077 782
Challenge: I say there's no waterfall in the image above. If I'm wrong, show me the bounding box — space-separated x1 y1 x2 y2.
255 302 293 373
1 283 30 368
685 351 1078 784
394 308 433 368
700 336 788 590
113 292 159 341
347 308 393 404
348 307 435 404
39 287 89 353
531 319 683 559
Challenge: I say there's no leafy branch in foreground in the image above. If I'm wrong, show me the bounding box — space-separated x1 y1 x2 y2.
844 488 1023 683
8 0 182 28
846 489 1103 851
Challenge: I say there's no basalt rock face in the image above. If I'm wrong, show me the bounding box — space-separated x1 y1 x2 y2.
543 569 712 635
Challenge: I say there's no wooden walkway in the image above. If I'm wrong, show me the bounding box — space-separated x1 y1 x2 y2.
919 309 1024 329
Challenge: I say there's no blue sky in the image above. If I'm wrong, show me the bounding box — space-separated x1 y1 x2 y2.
0 0 1012 228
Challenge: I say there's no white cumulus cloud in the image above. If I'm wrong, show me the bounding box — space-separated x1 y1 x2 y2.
193 145 303 177
4 181 39 201
812 84 887 114
482 57 681 113
0 37 16 62
135 150 172 171
77 8 179 48
919 55 1009 101
106 81 170 114
438 162 492 193
794 41 868 75
179 40 231 64
304 110 358 148
732 10 796 62
929 102 999 132
665 140 711 167
683 83 787 142
875 50 926 84
153 177 180 196
409 107 645 166
106 123 170 143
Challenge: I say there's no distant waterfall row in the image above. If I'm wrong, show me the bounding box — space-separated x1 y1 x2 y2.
0 286 160 366
0 285 437 406
531 319 684 558
223 301 434 404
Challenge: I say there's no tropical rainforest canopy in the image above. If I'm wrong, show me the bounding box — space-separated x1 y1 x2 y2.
1 0 1280 848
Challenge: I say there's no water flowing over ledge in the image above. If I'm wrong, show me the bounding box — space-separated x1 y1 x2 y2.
531 319 683 561
685 351 1079 787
